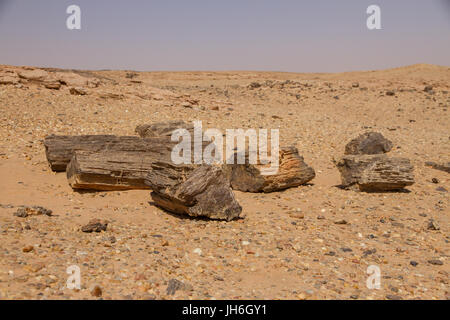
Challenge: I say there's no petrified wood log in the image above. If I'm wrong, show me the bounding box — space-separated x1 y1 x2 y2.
44 135 171 172
65 137 212 191
336 154 414 191
345 132 393 155
223 146 315 193
135 120 193 138
67 149 169 191
425 161 450 174
145 162 242 221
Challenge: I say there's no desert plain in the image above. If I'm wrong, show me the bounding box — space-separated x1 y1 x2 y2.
0 63 448 300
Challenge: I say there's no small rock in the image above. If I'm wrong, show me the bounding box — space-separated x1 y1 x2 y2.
428 259 443 266
290 212 304 219
334 219 348 225
22 245 34 253
363 249 376 256
248 82 261 89
69 87 87 95
424 85 433 93
386 294 402 300
81 219 108 233
166 279 186 295
14 206 52 218
431 178 439 184
410 261 418 267
427 220 440 231
43 79 61 90
181 102 192 108
91 285 102 297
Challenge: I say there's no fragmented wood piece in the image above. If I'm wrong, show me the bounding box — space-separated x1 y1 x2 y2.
223 146 315 193
81 219 108 233
336 154 414 191
345 132 393 155
425 161 450 174
44 135 171 172
66 147 173 190
135 120 193 138
66 138 212 190
146 162 242 221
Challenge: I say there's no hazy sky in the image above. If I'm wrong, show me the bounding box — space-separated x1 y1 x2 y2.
0 0 449 72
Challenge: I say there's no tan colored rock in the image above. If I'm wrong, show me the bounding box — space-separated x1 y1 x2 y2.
55 72 88 87
17 69 49 81
0 75 19 85
43 79 61 90
69 87 88 95
97 91 124 99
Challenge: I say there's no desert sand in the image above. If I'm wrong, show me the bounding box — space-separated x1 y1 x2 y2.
0 63 448 300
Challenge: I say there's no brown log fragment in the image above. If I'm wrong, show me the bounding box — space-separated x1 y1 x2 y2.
223 146 315 193
135 121 193 138
145 161 242 221
44 135 171 172
345 132 393 155
66 150 164 191
425 161 450 174
336 154 414 191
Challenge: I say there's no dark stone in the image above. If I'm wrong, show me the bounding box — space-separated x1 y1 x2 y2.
345 132 393 155
81 219 108 233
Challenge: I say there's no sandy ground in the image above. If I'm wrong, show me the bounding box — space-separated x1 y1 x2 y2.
0 63 448 300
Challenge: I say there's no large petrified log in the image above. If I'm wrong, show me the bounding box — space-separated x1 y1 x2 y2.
336 154 414 191
44 135 169 172
67 150 164 190
345 132 393 155
223 146 315 193
65 137 212 191
145 161 242 221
